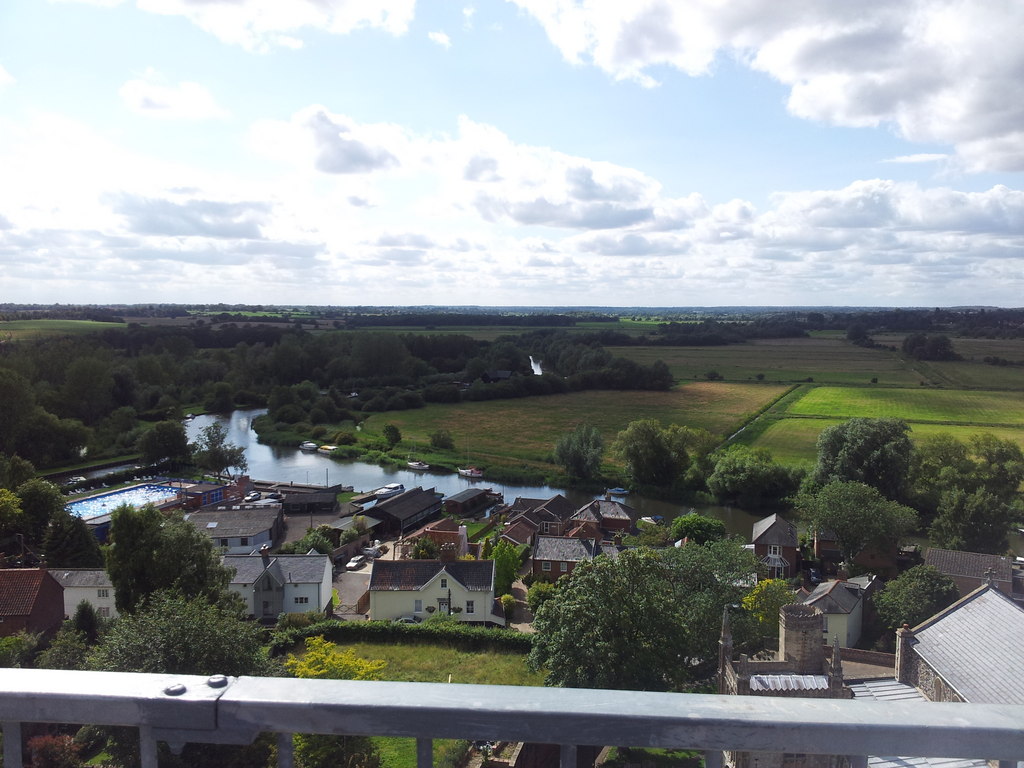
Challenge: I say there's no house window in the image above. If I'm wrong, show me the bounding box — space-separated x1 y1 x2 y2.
220 538 229 547
414 599 422 613
542 561 551 571
466 600 475 614
542 522 550 534
241 537 249 546
294 596 309 604
98 607 110 618
97 589 109 598
769 545 781 556
560 562 568 572
440 578 447 588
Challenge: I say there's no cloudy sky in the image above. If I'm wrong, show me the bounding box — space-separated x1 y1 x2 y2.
1 0 1022 307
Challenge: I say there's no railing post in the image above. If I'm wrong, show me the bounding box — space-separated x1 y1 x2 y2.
417 737 433 768
560 743 577 768
277 732 295 768
848 755 868 768
3 721 23 768
704 750 724 768
139 725 159 768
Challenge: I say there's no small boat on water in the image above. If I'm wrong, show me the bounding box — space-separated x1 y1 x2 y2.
299 441 319 451
407 460 430 470
318 445 338 454
606 487 628 496
374 483 405 499
458 466 484 478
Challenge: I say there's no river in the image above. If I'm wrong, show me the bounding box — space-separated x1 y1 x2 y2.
184 410 761 538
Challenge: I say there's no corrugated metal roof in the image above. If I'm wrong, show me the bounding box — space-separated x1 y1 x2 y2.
749 674 828 691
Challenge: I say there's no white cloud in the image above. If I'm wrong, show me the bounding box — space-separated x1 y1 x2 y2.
508 0 1024 172
883 154 950 164
119 70 228 120
462 6 475 30
133 0 417 51
428 31 451 49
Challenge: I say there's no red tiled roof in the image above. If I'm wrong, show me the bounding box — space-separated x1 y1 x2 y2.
0 569 51 617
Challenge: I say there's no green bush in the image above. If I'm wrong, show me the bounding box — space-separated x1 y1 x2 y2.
268 620 533 657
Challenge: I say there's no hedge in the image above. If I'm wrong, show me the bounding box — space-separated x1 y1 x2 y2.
268 619 535 657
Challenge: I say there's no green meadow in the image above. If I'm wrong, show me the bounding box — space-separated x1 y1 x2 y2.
785 386 1024 425
0 319 125 340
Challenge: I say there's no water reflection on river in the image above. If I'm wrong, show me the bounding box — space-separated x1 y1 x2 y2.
186 410 760 538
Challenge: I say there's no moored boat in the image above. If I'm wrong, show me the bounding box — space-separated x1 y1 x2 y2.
318 445 338 454
606 487 628 496
374 482 405 499
299 441 319 451
458 466 484 478
407 460 430 470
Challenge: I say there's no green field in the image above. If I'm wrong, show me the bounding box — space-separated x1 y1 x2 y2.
363 383 790 470
609 337 923 386
0 319 125 340
785 386 1024 425
739 417 1024 466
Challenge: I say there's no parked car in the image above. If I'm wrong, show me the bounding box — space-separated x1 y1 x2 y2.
808 567 823 585
394 615 421 624
362 546 382 558
346 555 367 570
244 491 261 502
265 492 283 500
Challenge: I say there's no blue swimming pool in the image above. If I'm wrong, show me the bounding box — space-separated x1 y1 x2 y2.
68 484 180 519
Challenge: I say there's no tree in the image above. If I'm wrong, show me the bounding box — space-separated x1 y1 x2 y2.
382 423 402 448
529 542 760 691
105 503 234 613
0 488 25 540
43 511 103 567
492 540 521 597
874 565 960 630
797 481 917 564
191 422 247 478
35 626 90 671
285 636 384 768
613 419 679 486
430 429 455 450
15 478 67 545
526 580 557 613
0 453 35 491
929 488 1016 555
742 579 797 643
812 418 913 501
412 536 439 559
670 512 727 545
279 527 334 555
910 433 1024 515
707 446 801 509
553 423 604 481
137 420 191 467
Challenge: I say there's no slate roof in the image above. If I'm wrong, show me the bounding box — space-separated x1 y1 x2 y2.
536 494 576 520
501 520 535 546
534 535 597 563
849 679 988 768
51 569 111 589
223 554 330 586
924 548 1012 583
185 507 281 537
446 489 488 504
373 487 441 522
801 580 863 615
369 560 495 592
572 498 635 523
910 584 1024 704
752 513 798 547
0 569 58 617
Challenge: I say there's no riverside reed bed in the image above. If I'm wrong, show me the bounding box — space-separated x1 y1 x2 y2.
362 383 789 468
609 337 923 386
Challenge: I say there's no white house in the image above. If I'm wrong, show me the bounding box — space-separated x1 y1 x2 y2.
223 551 332 619
50 568 118 619
185 504 284 555
368 560 504 625
799 575 875 648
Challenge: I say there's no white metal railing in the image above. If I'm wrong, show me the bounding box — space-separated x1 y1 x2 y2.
3 669 1024 768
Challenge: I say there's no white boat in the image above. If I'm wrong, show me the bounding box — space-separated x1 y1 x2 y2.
458 466 484 478
318 445 338 454
299 441 319 451
407 460 430 470
374 483 405 499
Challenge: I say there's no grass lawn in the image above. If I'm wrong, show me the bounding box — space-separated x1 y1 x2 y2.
362 383 789 469
609 337 922 386
785 386 1024 425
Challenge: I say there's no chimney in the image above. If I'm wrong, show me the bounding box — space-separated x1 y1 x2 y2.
260 544 271 566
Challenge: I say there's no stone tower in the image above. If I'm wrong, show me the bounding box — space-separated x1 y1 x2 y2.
779 604 825 674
